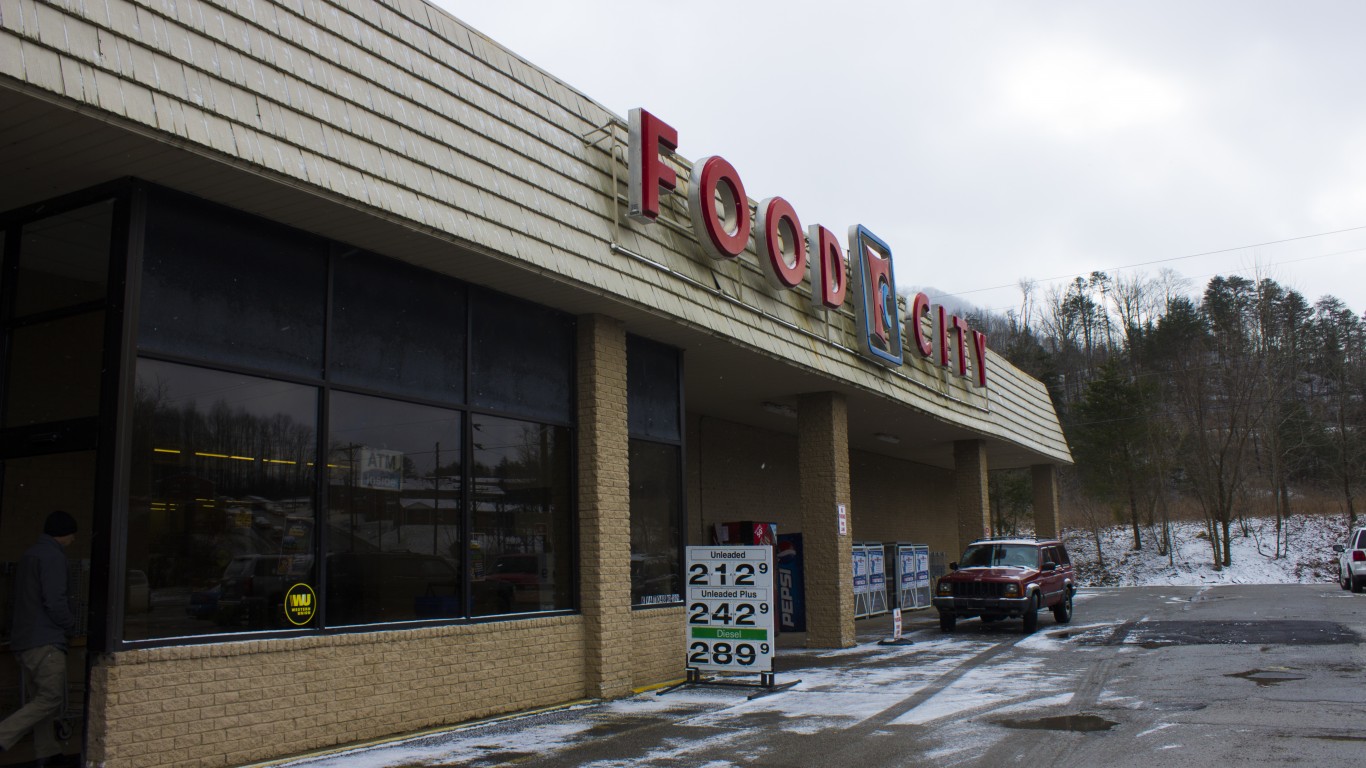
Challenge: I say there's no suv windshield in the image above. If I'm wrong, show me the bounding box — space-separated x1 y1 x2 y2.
959 543 1038 569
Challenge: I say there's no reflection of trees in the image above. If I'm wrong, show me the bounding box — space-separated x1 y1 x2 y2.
472 420 570 582
135 376 316 500
129 371 316 588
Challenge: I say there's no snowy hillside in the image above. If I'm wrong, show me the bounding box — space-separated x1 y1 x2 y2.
1062 514 1350 587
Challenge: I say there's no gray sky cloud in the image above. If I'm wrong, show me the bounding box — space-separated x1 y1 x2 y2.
438 0 1366 318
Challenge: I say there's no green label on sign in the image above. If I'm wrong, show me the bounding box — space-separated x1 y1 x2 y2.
690 627 768 641
284 583 317 626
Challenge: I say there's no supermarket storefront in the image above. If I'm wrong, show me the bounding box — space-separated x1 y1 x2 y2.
0 0 1069 766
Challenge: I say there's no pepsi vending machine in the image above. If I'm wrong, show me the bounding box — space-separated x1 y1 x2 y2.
711 523 805 632
776 533 806 632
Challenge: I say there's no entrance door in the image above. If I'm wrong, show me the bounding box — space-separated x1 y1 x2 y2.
0 451 95 766
0 193 121 765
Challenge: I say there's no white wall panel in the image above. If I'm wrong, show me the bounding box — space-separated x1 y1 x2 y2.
0 0 1071 464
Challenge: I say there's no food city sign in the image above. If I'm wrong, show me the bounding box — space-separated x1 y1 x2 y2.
627 108 989 389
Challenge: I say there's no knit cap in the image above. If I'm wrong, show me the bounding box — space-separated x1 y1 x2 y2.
43 510 77 537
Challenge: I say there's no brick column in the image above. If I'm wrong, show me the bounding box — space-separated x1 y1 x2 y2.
798 391 855 648
577 314 632 698
1032 464 1061 539
954 440 990 550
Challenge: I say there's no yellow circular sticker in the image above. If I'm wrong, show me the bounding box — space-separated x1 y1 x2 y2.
284 583 317 626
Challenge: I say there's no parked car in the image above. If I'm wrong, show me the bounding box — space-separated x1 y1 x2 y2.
186 585 220 620
326 551 463 624
932 538 1074 634
216 554 312 628
1333 528 1366 592
125 570 151 614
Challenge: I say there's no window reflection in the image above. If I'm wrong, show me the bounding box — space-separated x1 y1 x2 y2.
627 336 683 606
471 415 572 616
5 311 104 426
331 250 467 403
124 359 317 640
326 392 464 625
139 189 326 377
469 288 574 423
630 441 681 604
16 200 112 316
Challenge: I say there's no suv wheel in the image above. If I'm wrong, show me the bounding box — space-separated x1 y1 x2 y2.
1052 590 1073 624
939 612 956 632
1341 569 1352 590
1021 594 1039 634
1354 576 1365 594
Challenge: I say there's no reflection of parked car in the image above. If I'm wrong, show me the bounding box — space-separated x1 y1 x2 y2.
217 555 312 628
326 551 462 625
630 554 677 602
488 554 543 587
187 585 220 620
1333 528 1366 592
125 570 151 613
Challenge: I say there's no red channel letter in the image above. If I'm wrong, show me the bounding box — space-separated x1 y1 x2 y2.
758 197 806 289
627 108 678 223
807 225 846 310
909 292 933 357
688 156 751 260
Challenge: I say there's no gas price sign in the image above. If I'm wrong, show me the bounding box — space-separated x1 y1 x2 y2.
684 546 775 673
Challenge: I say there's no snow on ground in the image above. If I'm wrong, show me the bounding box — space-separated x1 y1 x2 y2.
1062 513 1348 587
278 514 1356 768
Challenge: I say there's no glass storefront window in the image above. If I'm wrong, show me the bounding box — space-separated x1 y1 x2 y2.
326 392 464 625
124 359 318 640
331 249 467 404
16 200 112 317
5 311 104 426
629 440 681 605
471 414 572 616
138 189 326 377
469 288 574 423
627 336 682 606
627 336 681 442
113 187 581 643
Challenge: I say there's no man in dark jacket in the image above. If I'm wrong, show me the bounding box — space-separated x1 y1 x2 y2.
0 510 79 767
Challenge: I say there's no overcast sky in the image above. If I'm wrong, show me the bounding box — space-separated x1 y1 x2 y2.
436 1 1366 321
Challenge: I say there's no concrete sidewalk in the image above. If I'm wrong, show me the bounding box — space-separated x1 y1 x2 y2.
254 609 942 768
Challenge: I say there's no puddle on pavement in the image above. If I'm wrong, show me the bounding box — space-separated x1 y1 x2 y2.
466 751 536 766
997 714 1118 732
1307 734 1366 743
580 715 668 739
1096 620 1359 647
1226 669 1307 687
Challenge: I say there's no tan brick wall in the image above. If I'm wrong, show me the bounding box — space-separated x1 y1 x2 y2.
87 616 586 768
686 416 799 543
630 606 685 688
798 392 854 648
577 315 632 698
954 440 991 550
851 450 957 560
686 416 972 632
1032 464 1061 539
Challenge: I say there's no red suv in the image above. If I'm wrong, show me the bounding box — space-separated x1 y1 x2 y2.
932 538 1074 634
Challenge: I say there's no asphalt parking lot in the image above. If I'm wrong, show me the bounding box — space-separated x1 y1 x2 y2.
265 584 1366 768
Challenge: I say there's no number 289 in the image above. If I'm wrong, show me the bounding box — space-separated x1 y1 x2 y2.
688 641 768 666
